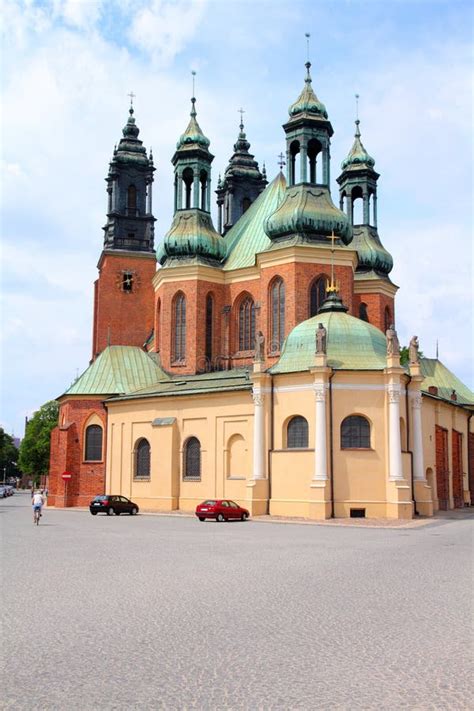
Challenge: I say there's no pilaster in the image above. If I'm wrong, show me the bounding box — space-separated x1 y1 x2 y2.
309 359 332 519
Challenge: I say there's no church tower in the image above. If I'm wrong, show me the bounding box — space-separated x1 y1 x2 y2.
155 89 224 374
92 103 157 357
336 107 396 332
216 114 267 234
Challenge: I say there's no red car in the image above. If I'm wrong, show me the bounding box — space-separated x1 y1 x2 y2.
196 499 250 522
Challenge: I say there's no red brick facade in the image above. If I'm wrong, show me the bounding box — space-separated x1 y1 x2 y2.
353 291 395 334
435 425 449 510
48 399 107 507
92 252 156 358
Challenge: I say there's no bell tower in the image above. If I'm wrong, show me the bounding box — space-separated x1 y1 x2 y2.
336 99 397 332
92 101 157 357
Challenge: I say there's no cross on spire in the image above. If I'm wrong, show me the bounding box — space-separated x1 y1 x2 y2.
238 107 245 130
191 70 196 97
355 93 360 121
128 91 136 107
277 152 286 171
305 32 311 62
326 230 339 293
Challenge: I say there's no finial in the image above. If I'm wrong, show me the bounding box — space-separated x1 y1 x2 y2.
436 339 439 359
354 93 360 136
262 161 267 178
128 91 135 115
326 230 339 293
190 70 197 117
238 107 245 132
304 33 312 82
277 152 286 171
305 32 310 62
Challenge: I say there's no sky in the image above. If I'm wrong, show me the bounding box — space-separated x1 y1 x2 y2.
1 0 473 438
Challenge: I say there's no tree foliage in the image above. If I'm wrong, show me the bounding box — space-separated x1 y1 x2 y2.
400 346 424 367
18 401 59 478
0 428 19 478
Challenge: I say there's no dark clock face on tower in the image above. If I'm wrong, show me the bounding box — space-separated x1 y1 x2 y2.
116 270 141 293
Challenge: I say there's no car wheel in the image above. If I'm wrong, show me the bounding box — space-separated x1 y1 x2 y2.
107 507 114 516
130 507 138 515
91 511 97 516
115 511 121 516
216 513 225 522
241 512 248 521
199 517 205 522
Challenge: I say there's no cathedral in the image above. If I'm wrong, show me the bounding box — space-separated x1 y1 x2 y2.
48 61 473 519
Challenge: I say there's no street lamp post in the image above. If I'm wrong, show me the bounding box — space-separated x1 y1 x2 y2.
2 467 6 484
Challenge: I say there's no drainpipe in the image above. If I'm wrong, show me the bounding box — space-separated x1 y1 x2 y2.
405 375 417 515
267 377 274 514
329 371 335 519
468 412 473 506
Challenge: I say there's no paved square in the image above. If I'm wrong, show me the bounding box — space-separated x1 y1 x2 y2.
2 493 473 710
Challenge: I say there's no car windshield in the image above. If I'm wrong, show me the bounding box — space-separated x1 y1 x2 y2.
202 500 217 506
93 496 108 501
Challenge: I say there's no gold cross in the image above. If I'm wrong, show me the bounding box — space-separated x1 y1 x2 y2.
326 230 338 292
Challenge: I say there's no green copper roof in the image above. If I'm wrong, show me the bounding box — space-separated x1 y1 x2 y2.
420 358 473 405
176 98 210 151
352 226 393 275
108 368 252 402
270 310 387 374
264 183 352 245
110 107 150 168
64 347 167 396
341 120 375 170
288 62 328 120
223 172 287 270
162 209 224 263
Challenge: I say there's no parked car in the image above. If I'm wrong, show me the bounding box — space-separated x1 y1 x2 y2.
89 495 139 516
1 485 14 496
0 486 7 498
195 499 249 522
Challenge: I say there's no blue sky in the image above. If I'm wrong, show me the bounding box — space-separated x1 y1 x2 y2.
1 0 473 437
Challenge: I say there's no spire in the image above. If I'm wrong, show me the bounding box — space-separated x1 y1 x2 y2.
341 95 375 170
176 72 211 151
287 44 328 121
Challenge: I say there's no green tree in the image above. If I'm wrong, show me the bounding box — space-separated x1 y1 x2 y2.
400 346 425 367
19 401 59 482
0 428 19 481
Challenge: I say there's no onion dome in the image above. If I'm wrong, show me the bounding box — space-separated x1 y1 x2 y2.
161 210 224 264
222 120 263 181
341 120 375 170
264 184 352 244
288 62 328 120
176 98 211 151
352 226 393 275
110 106 150 167
270 309 388 374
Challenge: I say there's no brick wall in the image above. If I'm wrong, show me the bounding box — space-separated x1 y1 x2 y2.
48 399 107 507
435 425 449 510
452 430 463 507
92 252 156 357
353 292 395 333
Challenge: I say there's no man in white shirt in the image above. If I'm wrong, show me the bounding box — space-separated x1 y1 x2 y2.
32 491 44 522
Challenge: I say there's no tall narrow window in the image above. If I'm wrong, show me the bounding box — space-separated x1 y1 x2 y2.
184 437 201 479
341 416 370 449
156 298 161 352
270 278 285 351
287 416 308 449
384 307 391 333
205 294 213 361
289 140 300 185
359 303 369 322
239 296 255 351
135 438 150 478
172 293 186 362
182 168 193 209
85 425 103 461
310 276 327 317
127 185 137 215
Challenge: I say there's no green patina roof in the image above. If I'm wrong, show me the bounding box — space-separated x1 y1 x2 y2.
176 98 210 151
420 358 473 405
161 209 224 263
64 346 168 396
341 121 375 171
223 172 287 270
352 225 393 275
271 310 387 374
288 62 328 120
108 368 252 402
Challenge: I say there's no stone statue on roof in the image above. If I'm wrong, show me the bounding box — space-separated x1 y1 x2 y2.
409 336 420 365
386 324 400 356
315 323 327 354
254 331 265 362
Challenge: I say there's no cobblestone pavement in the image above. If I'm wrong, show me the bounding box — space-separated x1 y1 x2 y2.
2 493 473 710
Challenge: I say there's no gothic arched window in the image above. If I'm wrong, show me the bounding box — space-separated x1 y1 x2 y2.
287 416 309 449
341 416 371 449
182 168 194 209
127 185 137 214
135 438 151 478
184 437 201 479
239 296 255 351
205 294 213 361
85 425 103 461
359 303 369 322
270 278 285 352
289 140 300 185
310 276 327 317
172 292 186 362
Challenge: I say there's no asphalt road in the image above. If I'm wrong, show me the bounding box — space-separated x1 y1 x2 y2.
1 492 473 710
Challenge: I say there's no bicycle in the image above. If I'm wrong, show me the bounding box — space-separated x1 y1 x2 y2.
33 506 41 525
